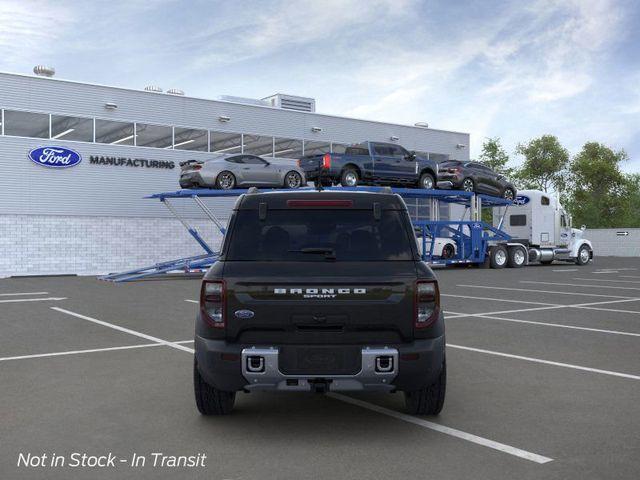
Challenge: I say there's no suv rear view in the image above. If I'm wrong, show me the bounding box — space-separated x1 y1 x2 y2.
193 189 446 415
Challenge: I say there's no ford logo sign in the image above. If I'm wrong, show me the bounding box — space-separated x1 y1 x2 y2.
28 146 82 168
514 195 530 206
234 310 255 319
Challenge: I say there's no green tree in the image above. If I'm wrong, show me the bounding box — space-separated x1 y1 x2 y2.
478 137 514 177
514 135 569 192
566 142 632 228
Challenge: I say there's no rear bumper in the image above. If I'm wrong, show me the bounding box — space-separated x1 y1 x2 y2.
179 172 205 188
195 330 445 393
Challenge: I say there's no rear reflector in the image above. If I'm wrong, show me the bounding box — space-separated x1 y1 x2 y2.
287 200 353 208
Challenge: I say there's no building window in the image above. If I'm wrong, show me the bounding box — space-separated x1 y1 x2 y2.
243 135 274 156
173 127 208 151
210 131 242 154
95 119 135 145
135 123 172 148
273 137 303 158
303 140 331 156
331 143 348 154
51 115 93 142
3 110 49 138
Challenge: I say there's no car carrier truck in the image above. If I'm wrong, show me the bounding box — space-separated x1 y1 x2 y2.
489 189 593 267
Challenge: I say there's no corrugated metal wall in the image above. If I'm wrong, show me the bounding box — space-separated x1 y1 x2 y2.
584 228 640 257
0 72 469 219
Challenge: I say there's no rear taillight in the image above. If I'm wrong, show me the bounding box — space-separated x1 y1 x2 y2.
200 280 225 328
193 164 202 170
322 153 331 169
415 280 439 328
297 159 301 167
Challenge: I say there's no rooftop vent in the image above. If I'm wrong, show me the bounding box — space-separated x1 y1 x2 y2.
33 65 55 77
262 94 316 112
167 88 185 96
144 85 163 93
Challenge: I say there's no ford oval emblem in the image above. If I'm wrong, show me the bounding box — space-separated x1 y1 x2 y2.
234 310 255 319
514 195 530 205
28 146 82 168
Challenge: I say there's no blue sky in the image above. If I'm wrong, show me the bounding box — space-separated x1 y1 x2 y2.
1 0 638 171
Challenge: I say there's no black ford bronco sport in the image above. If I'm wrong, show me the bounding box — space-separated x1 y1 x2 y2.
194 189 446 415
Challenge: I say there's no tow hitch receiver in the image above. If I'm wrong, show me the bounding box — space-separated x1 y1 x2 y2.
308 378 332 393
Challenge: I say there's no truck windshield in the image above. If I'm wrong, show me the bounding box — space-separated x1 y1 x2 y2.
226 209 415 261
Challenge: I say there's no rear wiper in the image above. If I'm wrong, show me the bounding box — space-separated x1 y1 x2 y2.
288 247 337 260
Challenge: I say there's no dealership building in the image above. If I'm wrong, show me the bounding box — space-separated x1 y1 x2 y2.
0 69 470 277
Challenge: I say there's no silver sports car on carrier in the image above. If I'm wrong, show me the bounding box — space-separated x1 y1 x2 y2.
179 154 307 190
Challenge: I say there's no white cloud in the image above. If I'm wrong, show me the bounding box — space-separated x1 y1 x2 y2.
0 0 74 68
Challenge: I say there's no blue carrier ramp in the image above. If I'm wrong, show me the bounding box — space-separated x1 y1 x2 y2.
101 186 512 281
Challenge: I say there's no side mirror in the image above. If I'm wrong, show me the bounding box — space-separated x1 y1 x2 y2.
581 225 586 231
405 151 416 161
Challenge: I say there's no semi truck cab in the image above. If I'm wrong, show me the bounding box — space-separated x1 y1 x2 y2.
494 189 593 265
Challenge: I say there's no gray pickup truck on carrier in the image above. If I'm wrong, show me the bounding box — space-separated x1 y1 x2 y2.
194 188 446 415
298 141 439 189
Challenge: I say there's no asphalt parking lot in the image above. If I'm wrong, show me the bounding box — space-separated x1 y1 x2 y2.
1 257 639 479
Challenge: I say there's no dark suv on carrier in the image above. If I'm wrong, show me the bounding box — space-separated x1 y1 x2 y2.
193 189 446 415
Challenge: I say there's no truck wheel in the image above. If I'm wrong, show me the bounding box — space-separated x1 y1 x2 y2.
575 245 591 265
340 168 359 187
419 172 435 190
490 245 508 269
404 358 446 415
507 246 526 268
194 360 236 415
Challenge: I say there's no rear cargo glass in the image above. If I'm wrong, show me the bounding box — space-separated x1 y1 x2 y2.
226 210 414 261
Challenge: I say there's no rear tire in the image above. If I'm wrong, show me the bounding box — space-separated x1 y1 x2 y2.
340 168 359 187
404 358 446 415
507 246 526 268
194 360 236 415
441 243 455 259
419 172 435 190
461 178 475 192
503 187 515 201
284 171 302 189
490 245 508 269
216 171 236 190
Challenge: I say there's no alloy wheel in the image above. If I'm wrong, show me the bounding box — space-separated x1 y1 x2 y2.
286 172 301 189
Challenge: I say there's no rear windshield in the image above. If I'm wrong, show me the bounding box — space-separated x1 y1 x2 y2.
225 209 415 261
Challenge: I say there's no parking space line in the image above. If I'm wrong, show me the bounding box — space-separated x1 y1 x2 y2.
327 393 553 464
185 299 198 304
0 292 49 296
0 340 194 363
445 311 640 337
444 298 640 319
447 344 640 380
621 275 640 279
521 281 640 292
552 269 578 272
442 294 560 307
456 284 636 299
0 297 67 304
51 307 195 353
573 278 640 284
